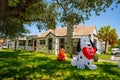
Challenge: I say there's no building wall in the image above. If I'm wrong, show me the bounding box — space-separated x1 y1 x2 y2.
36 33 68 54
36 37 47 53
26 39 34 51
58 37 67 50
71 38 79 54
91 28 105 53
37 33 58 54
25 35 37 51
7 40 26 50
97 40 105 53
0 39 4 45
7 41 15 49
17 40 26 50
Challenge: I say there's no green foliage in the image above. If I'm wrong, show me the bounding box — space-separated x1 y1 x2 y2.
0 17 30 38
93 52 111 62
98 25 118 52
109 38 120 49
98 26 118 43
57 0 115 25
98 54 111 60
105 51 112 55
8 0 19 7
0 0 120 37
117 38 120 47
0 50 120 80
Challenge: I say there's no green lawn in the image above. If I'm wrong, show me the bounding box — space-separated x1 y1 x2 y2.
98 54 111 60
0 50 120 80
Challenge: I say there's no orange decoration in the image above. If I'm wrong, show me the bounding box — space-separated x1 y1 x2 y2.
57 48 67 61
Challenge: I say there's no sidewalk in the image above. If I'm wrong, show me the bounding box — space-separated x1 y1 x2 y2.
110 55 120 61
98 59 118 63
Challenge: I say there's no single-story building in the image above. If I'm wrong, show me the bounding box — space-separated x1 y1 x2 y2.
36 25 104 54
7 25 105 54
7 37 26 50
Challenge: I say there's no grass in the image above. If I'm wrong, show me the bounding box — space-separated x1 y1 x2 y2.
0 50 120 80
97 54 111 60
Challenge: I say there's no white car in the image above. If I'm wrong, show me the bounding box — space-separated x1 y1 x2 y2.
111 48 120 55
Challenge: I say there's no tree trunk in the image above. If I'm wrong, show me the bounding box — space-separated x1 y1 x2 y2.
66 24 73 57
0 0 7 26
104 40 107 53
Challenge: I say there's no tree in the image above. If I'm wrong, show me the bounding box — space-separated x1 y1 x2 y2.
117 39 120 47
0 0 120 38
98 25 118 53
109 38 120 53
0 0 57 38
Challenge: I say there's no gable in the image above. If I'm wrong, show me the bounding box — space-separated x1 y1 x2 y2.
46 32 56 38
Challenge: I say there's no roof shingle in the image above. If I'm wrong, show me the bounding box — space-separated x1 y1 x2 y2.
38 25 95 38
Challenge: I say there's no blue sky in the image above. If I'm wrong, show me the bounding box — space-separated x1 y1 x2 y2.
26 4 120 38
84 5 120 38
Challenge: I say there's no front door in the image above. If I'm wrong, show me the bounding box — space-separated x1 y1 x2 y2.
34 40 37 50
59 38 65 49
48 38 53 50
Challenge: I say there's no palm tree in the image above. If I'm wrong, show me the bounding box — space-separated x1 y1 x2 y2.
98 25 118 53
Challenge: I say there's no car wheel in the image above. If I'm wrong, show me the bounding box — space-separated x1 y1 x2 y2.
115 53 120 56
115 53 118 55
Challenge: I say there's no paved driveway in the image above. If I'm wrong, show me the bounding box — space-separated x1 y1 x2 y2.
111 55 120 61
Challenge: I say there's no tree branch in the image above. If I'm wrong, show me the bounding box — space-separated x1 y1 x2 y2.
6 8 19 17
5 0 42 18
22 0 42 8
56 0 67 16
20 16 46 22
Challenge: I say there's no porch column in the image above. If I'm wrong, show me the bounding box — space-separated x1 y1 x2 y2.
55 38 58 55
15 40 19 49
26 40 28 50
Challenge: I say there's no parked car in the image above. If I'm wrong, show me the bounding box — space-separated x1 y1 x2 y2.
111 48 120 55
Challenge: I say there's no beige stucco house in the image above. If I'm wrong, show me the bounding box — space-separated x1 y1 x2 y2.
7 35 37 51
36 25 100 54
7 25 104 54
7 37 26 50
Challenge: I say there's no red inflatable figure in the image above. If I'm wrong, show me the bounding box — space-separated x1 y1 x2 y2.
57 48 67 61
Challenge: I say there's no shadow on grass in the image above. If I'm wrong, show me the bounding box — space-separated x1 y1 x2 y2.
0 51 19 58
0 51 120 80
95 62 120 79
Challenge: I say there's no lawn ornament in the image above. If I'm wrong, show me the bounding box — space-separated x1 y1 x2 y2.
71 36 97 70
57 48 67 61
